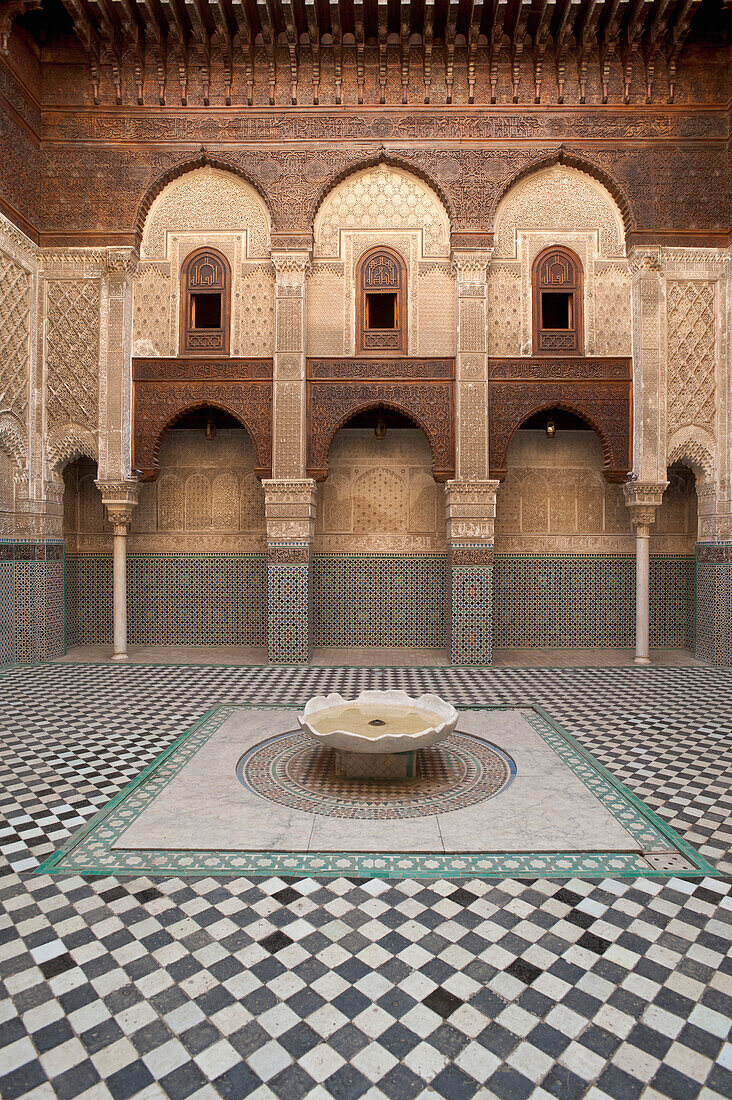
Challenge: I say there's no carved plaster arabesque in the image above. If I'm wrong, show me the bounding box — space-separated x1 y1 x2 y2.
0 249 31 421
45 278 101 432
666 280 716 436
141 167 270 261
314 164 450 261
493 166 626 260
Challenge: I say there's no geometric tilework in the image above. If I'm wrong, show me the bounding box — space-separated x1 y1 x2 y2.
268 560 311 664
494 555 695 650
313 554 449 648
1 540 65 666
0 664 730 1100
63 551 700 658
451 564 493 665
65 554 112 645
66 553 267 648
695 545 732 666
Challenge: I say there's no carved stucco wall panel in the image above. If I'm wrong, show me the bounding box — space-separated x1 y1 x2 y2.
666 280 716 437
315 428 445 553
493 166 625 260
417 268 455 357
495 431 695 555
141 167 270 261
306 267 347 357
314 164 450 261
45 278 101 433
0 250 31 423
134 169 274 362
237 265 275 356
66 431 266 553
133 264 172 356
594 265 633 357
487 266 522 356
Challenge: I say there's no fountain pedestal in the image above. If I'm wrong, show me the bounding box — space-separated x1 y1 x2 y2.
333 749 419 780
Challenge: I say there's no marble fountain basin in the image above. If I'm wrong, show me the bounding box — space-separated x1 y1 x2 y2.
298 691 458 779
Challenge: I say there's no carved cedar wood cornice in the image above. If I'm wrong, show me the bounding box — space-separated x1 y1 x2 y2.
24 0 726 108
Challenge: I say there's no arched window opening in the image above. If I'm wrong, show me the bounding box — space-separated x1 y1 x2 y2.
357 247 407 354
532 246 584 355
180 248 231 355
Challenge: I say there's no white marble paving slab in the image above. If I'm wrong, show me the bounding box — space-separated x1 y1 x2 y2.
115 707 639 854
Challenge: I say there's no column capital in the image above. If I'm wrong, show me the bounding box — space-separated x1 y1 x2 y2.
262 478 317 544
627 247 662 276
104 247 139 277
96 479 139 530
270 251 311 286
451 252 491 285
623 480 667 530
445 479 500 544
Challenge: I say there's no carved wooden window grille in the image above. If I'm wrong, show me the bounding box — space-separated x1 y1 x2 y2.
532 246 584 355
180 248 231 355
357 247 407 354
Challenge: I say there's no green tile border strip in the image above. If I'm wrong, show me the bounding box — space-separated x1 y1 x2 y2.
36 702 718 880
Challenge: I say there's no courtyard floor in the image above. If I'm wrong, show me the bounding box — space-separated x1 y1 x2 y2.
0 662 730 1100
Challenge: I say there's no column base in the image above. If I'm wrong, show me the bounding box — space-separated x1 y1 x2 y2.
634 655 651 665
111 652 129 662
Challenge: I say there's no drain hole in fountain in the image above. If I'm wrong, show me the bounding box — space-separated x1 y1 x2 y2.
369 719 386 727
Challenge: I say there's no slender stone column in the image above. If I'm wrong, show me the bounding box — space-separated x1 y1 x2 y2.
445 480 500 665
263 478 317 664
623 482 666 665
97 481 139 662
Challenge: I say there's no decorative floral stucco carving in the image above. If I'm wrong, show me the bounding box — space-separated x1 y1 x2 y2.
314 165 450 260
493 166 625 260
46 279 101 433
315 429 445 554
0 250 31 421
133 264 173 356
0 411 28 471
141 167 270 261
667 426 716 481
237 266 275 355
666 280 716 436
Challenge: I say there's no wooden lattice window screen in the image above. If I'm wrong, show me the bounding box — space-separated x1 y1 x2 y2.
532 246 584 355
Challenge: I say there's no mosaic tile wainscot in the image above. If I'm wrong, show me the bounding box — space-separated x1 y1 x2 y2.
65 554 267 648
312 554 449 648
695 543 732 666
493 555 695 650
1 540 65 666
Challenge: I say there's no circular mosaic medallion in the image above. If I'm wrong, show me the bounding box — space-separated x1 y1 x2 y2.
238 732 513 819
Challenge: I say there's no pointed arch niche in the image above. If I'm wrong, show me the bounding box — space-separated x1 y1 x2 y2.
312 406 449 651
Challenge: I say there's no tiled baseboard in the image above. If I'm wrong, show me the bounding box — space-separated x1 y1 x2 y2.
0 541 65 666
59 550 711 659
493 555 695 650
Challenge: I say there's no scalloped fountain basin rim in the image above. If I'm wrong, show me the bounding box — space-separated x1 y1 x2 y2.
305 704 445 740
298 691 459 754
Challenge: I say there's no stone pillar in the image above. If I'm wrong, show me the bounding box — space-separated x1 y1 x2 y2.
628 250 665 484
453 251 490 480
445 480 500 665
98 249 138 483
263 479 317 664
98 480 138 661
624 481 666 664
271 251 310 479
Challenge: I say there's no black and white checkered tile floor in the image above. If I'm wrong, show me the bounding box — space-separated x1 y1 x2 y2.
0 662 730 1099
